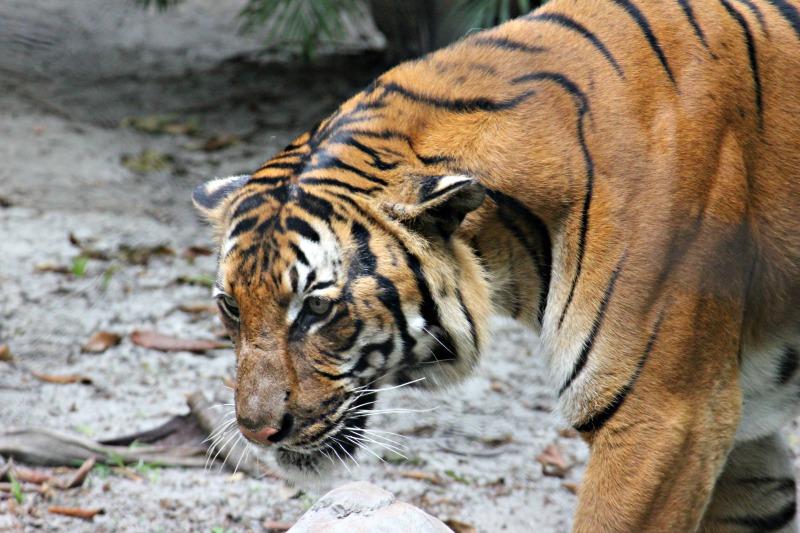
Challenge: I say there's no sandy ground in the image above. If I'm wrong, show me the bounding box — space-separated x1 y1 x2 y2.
2 2 799 533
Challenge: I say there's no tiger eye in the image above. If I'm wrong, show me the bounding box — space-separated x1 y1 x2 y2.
307 297 332 315
218 294 240 321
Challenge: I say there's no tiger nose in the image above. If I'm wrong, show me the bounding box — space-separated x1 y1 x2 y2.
238 424 279 445
237 413 295 445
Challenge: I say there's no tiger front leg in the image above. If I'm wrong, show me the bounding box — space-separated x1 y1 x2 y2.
567 297 743 532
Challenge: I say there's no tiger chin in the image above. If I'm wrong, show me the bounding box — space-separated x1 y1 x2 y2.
194 0 800 530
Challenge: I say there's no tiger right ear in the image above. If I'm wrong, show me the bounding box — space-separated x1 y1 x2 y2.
192 175 250 226
386 175 485 239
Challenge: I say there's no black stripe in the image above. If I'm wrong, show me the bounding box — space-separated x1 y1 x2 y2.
559 255 626 396
259 161 301 171
320 348 348 363
381 81 537 113
401 248 457 366
309 279 336 292
289 242 309 266
312 368 352 380
575 310 664 432
473 35 548 54
375 275 417 362
720 0 764 128
764 0 800 39
738 477 797 493
228 216 258 239
349 221 377 277
777 346 799 385
299 177 379 195
525 13 624 78
345 138 399 171
676 0 713 51
722 501 797 531
610 0 676 84
418 176 466 204
733 0 769 34
307 153 388 186
485 188 552 324
297 191 336 221
456 287 479 350
334 319 364 353
352 338 395 374
231 194 266 219
285 216 320 243
289 266 299 293
510 73 591 328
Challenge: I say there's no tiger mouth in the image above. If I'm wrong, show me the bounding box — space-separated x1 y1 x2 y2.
268 391 378 480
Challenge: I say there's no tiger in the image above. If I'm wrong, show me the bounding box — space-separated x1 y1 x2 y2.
192 0 800 530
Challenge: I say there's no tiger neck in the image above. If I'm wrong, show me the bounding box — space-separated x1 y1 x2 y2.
462 193 553 329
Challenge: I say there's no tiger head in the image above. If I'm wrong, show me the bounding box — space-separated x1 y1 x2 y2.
192 130 491 481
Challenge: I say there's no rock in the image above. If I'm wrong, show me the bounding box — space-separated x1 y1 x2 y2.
288 481 451 533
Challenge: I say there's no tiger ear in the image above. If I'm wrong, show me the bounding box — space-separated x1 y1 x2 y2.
192 175 250 226
387 175 485 238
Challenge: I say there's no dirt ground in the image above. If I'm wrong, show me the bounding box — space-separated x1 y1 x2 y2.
2 2 799 533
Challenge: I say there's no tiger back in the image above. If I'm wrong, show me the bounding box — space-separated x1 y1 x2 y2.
193 0 800 530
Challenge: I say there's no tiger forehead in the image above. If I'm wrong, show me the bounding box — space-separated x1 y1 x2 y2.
220 196 349 298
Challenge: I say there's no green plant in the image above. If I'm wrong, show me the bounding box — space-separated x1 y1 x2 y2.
240 0 364 60
71 255 89 276
8 472 23 504
136 0 548 60
447 0 537 33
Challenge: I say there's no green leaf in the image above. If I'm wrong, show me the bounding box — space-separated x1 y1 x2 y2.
8 472 23 504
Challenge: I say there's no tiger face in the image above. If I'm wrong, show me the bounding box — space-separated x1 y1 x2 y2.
193 166 490 481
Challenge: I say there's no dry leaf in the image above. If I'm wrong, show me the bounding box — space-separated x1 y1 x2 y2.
131 330 229 353
9 466 52 485
64 457 96 489
397 471 444 485
111 466 144 482
562 481 580 495
32 372 93 385
119 244 175 265
82 331 122 354
34 264 72 275
444 519 477 533
263 520 293 532
535 444 571 478
182 245 213 260
481 434 513 448
202 134 239 152
48 506 104 520
0 345 13 363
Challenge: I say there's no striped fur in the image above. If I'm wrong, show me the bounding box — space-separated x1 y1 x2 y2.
194 0 800 529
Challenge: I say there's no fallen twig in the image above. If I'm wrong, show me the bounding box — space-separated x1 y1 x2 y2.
48 505 104 520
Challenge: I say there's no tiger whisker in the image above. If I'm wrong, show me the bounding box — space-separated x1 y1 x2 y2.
350 427 408 447
346 433 408 459
349 406 438 417
326 441 353 474
354 376 426 393
340 434 388 465
422 326 455 356
232 433 248 476
330 436 361 469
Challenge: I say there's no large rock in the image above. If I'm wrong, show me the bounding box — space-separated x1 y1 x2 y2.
288 481 452 533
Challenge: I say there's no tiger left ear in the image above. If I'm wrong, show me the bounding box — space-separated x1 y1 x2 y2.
192 175 250 226
387 175 485 238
